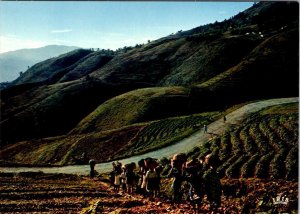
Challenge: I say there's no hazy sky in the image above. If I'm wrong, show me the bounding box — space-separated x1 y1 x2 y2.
0 2 252 53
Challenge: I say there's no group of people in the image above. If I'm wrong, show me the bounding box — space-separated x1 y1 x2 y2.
168 153 221 212
107 153 222 212
109 158 163 199
110 161 136 194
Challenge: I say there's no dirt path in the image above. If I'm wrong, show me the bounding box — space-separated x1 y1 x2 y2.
1 97 298 175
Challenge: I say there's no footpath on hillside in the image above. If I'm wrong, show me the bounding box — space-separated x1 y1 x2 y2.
0 97 298 175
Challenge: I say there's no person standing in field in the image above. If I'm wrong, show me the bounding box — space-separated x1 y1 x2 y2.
120 166 127 193
110 162 116 188
89 159 96 178
137 159 146 195
168 153 187 206
145 159 160 199
114 162 122 193
125 163 136 195
203 154 222 210
186 158 204 213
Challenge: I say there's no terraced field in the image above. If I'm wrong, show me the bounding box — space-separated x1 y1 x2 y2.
0 173 157 213
114 112 216 158
0 173 106 213
188 105 298 180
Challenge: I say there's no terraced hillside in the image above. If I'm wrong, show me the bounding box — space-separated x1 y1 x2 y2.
187 103 298 180
113 112 217 159
0 111 217 165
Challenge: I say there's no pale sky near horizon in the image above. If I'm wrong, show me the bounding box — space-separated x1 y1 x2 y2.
0 1 253 53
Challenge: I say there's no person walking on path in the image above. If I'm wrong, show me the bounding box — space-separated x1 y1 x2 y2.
203 124 208 133
223 115 227 123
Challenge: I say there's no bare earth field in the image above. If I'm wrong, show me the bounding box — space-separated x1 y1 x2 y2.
0 172 297 213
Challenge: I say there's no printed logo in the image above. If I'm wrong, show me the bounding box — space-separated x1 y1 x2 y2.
272 195 289 205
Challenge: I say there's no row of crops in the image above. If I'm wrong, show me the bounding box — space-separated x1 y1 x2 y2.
187 113 298 180
118 112 216 157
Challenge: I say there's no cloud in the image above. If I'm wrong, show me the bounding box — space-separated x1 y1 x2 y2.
51 29 73 33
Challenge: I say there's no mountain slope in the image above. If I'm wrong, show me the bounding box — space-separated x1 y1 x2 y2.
0 45 78 82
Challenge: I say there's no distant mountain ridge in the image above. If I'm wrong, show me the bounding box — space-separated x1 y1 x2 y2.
0 45 79 82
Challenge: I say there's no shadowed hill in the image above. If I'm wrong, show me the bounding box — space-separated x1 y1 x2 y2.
12 49 92 85
11 49 114 86
90 34 261 86
58 51 114 83
0 79 148 145
195 28 299 103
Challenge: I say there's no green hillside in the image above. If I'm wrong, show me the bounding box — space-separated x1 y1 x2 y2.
71 87 191 134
